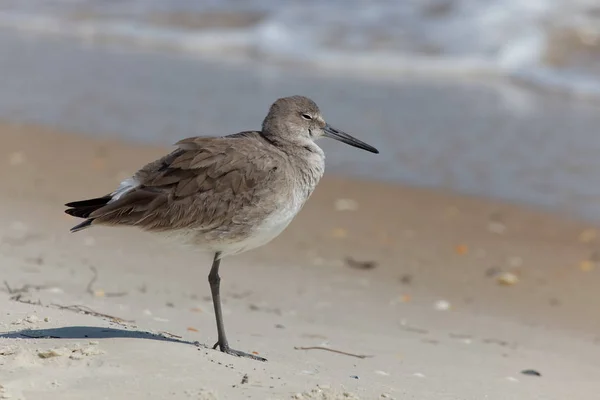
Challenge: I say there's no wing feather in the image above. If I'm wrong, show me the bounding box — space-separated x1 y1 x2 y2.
88 134 280 232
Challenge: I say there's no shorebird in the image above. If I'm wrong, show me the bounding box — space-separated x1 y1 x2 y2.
65 95 378 361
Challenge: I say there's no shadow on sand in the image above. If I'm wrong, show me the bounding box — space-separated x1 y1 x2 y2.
0 326 205 347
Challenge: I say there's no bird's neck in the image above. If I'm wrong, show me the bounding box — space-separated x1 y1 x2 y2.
261 129 319 155
261 130 324 187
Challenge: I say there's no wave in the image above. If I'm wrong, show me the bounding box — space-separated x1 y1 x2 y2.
0 0 599 100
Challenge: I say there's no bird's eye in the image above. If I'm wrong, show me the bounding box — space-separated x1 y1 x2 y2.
301 113 312 120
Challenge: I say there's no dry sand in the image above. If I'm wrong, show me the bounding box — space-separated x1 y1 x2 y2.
0 123 599 399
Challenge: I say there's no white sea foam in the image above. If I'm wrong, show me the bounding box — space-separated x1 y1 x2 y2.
0 0 599 98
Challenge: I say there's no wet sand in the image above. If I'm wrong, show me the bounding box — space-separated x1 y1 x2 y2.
0 123 599 399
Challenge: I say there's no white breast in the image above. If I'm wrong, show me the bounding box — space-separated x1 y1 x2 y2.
220 186 307 256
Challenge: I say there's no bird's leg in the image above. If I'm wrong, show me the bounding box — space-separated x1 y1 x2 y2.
208 252 266 362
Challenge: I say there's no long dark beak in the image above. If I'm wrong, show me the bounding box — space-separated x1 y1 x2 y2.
323 124 379 154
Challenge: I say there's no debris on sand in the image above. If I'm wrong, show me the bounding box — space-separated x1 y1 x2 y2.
497 272 519 286
521 369 541 377
433 300 451 311
38 348 65 359
345 257 377 270
454 244 468 255
51 304 133 325
294 346 372 359
85 266 127 298
399 274 413 285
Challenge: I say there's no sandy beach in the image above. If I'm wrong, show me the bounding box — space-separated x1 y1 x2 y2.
0 123 599 399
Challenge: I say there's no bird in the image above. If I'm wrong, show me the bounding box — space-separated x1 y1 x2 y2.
65 95 379 361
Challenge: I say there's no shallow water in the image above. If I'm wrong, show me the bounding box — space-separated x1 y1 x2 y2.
2 32 600 220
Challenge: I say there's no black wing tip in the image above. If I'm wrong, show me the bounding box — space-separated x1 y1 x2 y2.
65 196 111 208
64 196 112 218
69 219 93 233
65 196 110 232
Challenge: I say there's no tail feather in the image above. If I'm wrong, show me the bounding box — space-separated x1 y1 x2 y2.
65 195 112 233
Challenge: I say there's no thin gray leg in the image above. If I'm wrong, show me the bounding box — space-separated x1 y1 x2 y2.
208 252 266 361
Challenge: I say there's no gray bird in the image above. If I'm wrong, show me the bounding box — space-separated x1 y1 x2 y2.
65 95 379 361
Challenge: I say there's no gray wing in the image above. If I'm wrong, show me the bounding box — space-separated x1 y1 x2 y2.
88 135 281 232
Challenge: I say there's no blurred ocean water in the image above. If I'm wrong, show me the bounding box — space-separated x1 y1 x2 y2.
1 0 600 99
2 2 600 220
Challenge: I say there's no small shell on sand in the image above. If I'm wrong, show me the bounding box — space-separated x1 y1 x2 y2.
497 272 519 286
434 300 451 311
38 348 66 359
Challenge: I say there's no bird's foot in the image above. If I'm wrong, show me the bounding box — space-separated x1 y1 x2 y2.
212 341 267 362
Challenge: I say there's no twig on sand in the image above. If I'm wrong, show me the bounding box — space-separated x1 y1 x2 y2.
3 281 133 326
50 304 133 325
86 266 128 297
9 294 42 306
294 346 373 359
3 281 49 296
3 281 46 304
158 330 183 339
